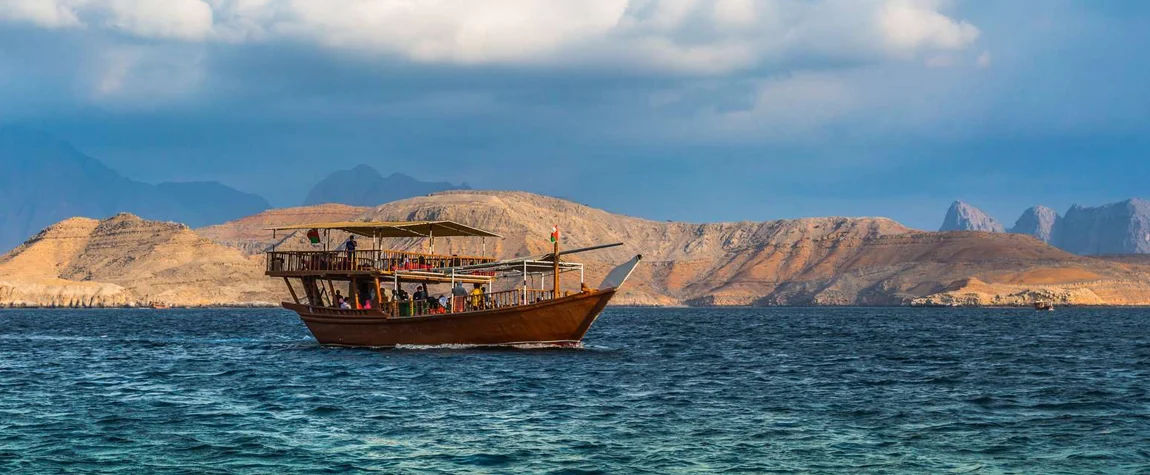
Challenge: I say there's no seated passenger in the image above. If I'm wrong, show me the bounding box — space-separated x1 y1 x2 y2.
339 297 351 310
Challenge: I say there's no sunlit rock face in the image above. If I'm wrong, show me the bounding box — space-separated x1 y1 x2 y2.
1010 206 1061 244
1056 199 1150 255
939 201 1005 233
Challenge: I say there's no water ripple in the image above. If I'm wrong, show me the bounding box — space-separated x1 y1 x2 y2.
1 307 1149 473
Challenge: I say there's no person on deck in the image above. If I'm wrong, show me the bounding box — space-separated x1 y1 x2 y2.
339 297 351 310
469 284 484 310
452 283 467 312
438 294 449 312
333 290 343 308
412 285 427 314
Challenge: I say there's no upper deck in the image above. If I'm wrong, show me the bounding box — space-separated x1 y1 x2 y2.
266 249 495 278
264 220 502 280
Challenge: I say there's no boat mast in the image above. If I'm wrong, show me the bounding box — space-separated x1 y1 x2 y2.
553 225 560 297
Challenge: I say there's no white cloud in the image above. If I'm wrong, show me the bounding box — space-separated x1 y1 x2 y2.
877 0 980 53
101 0 214 40
0 0 83 29
977 50 991 68
1 0 982 73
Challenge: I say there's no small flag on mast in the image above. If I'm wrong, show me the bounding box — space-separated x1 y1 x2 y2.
306 228 321 245
550 225 559 243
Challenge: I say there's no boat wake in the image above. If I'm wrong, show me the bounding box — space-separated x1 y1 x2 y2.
393 341 584 351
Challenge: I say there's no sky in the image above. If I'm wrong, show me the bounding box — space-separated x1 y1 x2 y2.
2 0 1149 230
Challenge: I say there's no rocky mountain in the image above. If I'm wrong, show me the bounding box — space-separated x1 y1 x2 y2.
303 164 468 207
940 198 1150 255
0 127 271 252
197 204 370 254
939 201 1005 233
203 191 1150 307
0 213 280 307
1010 205 1061 243
10 190 1150 308
1056 199 1150 255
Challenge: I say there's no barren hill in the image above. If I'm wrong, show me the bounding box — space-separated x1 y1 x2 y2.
208 190 1150 306
8 191 1150 308
0 214 280 307
197 204 369 254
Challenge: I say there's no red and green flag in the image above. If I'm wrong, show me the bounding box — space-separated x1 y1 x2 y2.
306 228 321 245
550 225 559 243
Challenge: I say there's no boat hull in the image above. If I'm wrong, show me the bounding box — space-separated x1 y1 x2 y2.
282 289 617 347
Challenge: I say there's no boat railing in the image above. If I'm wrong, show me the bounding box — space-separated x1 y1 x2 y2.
267 250 494 274
389 289 559 318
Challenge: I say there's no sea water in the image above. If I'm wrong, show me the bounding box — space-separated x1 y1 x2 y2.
1 307 1148 474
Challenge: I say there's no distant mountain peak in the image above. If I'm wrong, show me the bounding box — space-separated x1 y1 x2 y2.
939 200 1004 233
0 128 270 252
1010 205 1061 243
303 165 469 207
1058 198 1150 254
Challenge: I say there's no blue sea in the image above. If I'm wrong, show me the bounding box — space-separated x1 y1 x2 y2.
1 307 1148 474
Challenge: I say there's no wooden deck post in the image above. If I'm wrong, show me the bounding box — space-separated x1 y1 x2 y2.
553 238 560 299
351 277 359 308
374 276 383 309
284 277 300 304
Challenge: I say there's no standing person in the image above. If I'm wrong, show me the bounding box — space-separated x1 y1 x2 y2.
333 290 343 308
451 282 467 313
469 283 484 311
343 235 357 269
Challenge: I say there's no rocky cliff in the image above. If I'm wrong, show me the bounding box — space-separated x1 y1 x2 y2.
197 204 370 253
1056 199 1150 255
0 127 270 252
0 214 281 307
1010 206 1061 244
939 201 1005 233
303 164 468 207
940 198 1150 256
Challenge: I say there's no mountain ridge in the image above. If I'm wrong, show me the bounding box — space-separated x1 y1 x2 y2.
938 198 1150 255
10 191 1150 308
303 164 469 207
0 127 271 251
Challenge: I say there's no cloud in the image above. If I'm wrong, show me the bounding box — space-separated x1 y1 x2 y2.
877 0 979 53
0 0 981 73
976 50 991 68
0 0 82 28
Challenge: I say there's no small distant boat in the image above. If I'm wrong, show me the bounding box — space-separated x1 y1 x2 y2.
151 303 171 309
1034 301 1054 311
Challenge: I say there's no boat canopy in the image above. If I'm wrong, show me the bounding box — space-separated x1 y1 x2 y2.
267 220 502 239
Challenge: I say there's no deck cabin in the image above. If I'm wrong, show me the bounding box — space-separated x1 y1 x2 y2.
265 221 587 318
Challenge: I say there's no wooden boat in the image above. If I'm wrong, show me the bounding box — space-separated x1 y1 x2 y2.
264 220 640 347
1034 301 1054 311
